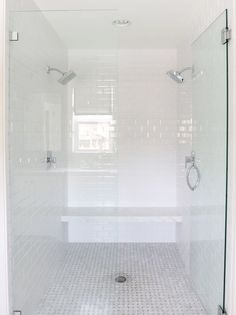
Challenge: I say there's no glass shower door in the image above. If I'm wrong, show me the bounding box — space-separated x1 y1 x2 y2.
8 9 119 315
190 10 229 315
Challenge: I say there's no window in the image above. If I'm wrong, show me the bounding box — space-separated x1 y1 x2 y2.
72 115 114 153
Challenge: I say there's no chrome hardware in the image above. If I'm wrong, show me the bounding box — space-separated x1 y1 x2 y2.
13 311 22 315
46 157 57 164
218 305 227 315
185 151 196 169
9 31 19 41
221 27 231 45
186 164 201 191
46 151 56 167
185 151 201 191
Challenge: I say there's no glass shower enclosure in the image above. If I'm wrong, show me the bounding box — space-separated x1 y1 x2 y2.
8 6 229 315
190 10 229 315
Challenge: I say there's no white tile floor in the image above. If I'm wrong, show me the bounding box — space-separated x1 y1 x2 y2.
36 244 206 315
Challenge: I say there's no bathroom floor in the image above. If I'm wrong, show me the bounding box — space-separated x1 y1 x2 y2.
36 243 206 315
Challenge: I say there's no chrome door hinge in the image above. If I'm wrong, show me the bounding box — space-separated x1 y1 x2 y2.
218 305 227 315
221 27 231 45
9 31 19 42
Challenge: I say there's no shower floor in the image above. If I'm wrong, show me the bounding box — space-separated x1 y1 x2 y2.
36 243 206 315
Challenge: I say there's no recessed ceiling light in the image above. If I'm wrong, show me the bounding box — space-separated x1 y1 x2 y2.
112 19 131 27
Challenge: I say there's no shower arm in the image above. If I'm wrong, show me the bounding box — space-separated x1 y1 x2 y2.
179 67 192 74
47 66 65 76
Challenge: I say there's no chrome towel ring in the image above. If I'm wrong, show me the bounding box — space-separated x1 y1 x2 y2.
186 163 201 191
185 151 201 191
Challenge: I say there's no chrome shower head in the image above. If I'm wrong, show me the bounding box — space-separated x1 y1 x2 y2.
167 67 192 84
167 70 184 84
47 66 76 85
58 70 76 85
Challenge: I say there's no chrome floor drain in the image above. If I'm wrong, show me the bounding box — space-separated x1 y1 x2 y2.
115 275 127 283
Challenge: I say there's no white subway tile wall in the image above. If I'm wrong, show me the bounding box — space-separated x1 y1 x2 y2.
176 46 192 274
67 49 119 208
62 215 180 243
67 49 178 208
9 9 67 315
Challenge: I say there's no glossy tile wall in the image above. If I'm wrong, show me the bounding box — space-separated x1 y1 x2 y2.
117 50 178 207
176 46 192 274
67 49 178 209
8 6 67 315
67 49 118 208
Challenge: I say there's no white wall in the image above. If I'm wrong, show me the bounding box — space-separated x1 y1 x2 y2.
176 46 192 273
0 0 10 314
117 50 177 207
8 5 67 315
67 49 178 209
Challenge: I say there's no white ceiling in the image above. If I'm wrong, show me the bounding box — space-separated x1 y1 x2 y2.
32 0 197 49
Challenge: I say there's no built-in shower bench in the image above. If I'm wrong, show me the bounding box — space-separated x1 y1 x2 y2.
61 207 182 243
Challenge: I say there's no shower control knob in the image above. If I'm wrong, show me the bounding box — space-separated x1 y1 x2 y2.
46 156 57 164
46 151 57 168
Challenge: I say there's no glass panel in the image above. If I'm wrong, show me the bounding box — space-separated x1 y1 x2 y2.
8 5 229 315
8 9 118 315
191 11 228 314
